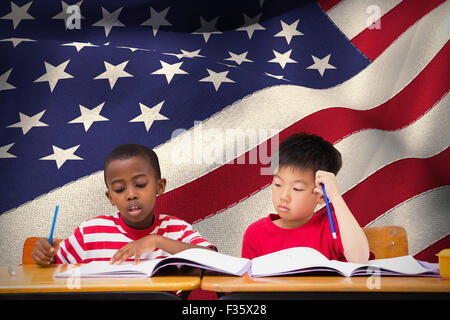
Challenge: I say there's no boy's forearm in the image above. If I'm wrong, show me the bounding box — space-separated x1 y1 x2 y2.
153 235 215 255
331 195 370 263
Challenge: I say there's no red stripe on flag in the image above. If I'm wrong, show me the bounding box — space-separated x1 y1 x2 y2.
317 0 343 12
335 148 450 227
351 0 445 61
155 44 449 224
292 41 450 145
414 234 450 263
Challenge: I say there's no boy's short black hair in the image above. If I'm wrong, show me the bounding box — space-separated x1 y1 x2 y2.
103 144 161 184
273 133 342 175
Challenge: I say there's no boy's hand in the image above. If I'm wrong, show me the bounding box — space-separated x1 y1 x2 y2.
110 235 160 265
32 238 57 266
314 170 341 202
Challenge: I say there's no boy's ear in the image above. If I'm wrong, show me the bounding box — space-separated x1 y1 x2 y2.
157 178 167 196
317 195 325 205
105 191 115 206
313 187 325 205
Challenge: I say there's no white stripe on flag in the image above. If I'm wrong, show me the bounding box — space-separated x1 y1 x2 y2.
366 186 450 255
337 94 449 193
327 0 402 40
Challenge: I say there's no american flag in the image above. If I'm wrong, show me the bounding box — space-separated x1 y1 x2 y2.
0 0 448 267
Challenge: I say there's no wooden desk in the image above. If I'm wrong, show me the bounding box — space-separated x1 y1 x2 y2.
201 272 450 300
0 264 201 299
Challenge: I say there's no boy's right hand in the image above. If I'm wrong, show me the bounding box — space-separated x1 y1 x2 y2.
32 238 57 265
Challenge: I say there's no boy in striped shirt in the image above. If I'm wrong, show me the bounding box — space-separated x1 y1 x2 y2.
32 144 215 265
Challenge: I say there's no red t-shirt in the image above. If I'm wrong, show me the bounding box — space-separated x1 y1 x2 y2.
241 212 347 261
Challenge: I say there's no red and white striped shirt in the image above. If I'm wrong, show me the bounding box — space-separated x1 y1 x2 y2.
55 212 215 264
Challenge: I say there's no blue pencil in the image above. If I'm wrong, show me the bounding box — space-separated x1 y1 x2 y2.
48 205 59 244
321 184 337 240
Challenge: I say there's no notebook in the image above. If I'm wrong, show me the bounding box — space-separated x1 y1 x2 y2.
54 247 439 278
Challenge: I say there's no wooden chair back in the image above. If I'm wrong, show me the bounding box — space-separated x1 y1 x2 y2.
22 237 63 264
363 226 408 259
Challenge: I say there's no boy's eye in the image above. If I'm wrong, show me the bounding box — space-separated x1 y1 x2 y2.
293 187 303 191
114 187 125 193
273 183 281 187
136 182 147 188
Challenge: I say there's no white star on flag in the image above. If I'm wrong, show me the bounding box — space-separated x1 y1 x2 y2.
225 51 253 65
92 7 125 37
0 143 17 159
115 45 148 52
0 69 16 92
193 17 222 43
151 60 188 84
0 1 35 29
61 41 98 52
274 19 303 44
52 1 86 28
34 60 74 92
0 37 36 48
306 54 336 76
199 69 235 91
7 110 48 135
268 49 297 69
236 13 265 39
68 102 109 132
264 72 289 81
94 60 133 89
164 49 205 60
129 101 169 132
141 7 172 36
39 145 83 169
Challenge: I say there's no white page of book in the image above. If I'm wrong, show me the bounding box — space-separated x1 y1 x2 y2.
172 248 251 275
325 260 365 277
364 255 438 275
250 247 439 277
55 248 251 278
251 247 333 276
55 260 160 278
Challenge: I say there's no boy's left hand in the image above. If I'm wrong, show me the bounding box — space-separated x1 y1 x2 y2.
110 235 160 265
314 170 341 202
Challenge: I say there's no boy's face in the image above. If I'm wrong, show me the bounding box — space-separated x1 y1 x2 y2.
272 166 323 228
105 155 166 229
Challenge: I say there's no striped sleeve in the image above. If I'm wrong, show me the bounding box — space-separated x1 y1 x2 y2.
55 214 130 263
55 225 85 264
157 215 216 249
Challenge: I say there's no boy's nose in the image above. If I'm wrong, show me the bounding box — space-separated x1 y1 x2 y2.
280 188 290 202
127 194 137 201
127 187 138 200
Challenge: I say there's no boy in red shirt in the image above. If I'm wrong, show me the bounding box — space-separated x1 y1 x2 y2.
242 133 371 263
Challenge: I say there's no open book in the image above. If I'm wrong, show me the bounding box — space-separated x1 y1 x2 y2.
54 248 251 278
54 247 439 278
250 247 439 277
